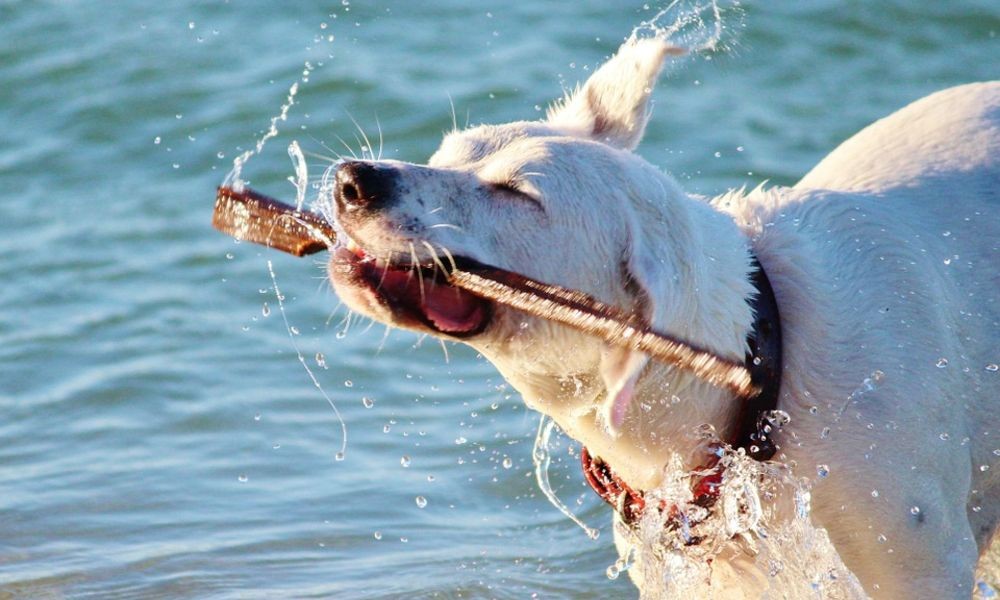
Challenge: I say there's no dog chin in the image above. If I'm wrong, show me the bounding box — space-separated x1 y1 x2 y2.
328 245 492 339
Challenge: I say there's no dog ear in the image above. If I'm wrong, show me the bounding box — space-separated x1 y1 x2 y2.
598 224 681 434
599 345 649 434
547 38 680 150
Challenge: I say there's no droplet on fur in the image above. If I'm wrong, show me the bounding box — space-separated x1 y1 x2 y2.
816 464 830 478
334 451 345 461
936 358 949 368
400 455 411 468
362 396 374 408
940 432 950 441
877 534 887 543
315 352 327 368
373 531 382 540
237 474 248 483
910 506 921 516
986 364 999 372
415 496 427 508
871 489 879 498
981 464 990 472
502 457 513 469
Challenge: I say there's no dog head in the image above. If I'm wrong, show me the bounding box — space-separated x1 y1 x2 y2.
328 38 751 452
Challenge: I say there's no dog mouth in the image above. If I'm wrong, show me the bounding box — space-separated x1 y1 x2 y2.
330 240 492 338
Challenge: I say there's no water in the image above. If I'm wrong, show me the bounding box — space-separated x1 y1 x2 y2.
2 1 998 598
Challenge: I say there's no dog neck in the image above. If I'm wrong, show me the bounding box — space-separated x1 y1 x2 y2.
487 188 766 491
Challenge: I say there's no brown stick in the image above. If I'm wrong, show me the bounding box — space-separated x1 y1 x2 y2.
212 186 756 397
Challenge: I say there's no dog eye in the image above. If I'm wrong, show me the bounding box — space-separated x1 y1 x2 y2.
489 181 542 207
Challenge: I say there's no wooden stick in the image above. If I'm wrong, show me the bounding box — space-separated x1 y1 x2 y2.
212 186 756 396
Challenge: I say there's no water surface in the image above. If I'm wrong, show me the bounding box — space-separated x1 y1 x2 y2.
2 1 997 597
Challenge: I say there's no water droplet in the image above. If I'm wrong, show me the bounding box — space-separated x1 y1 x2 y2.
940 432 950 441
973 505 982 513
343 379 353 388
910 506 921 516
427 474 435 482
877 534 887 543
188 21 195 29
736 145 745 152
272 443 281 450
821 427 831 439
237 474 248 483
942 230 951 237
315 352 327 368
871 489 879 498
217 151 225 159
362 396 374 408
153 136 161 144
289 326 300 335
943 257 952 265
993 449 1000 457
713 151 721 158
400 455 411 468
334 451 345 461
809 406 819 415
981 464 991 472
373 531 382 540
400 536 408 543
261 303 271 317
455 436 467 445
415 496 427 508
253 413 261 422
986 364 999 372
225 252 234 260
606 564 620 580
383 424 391 433
936 358 949 368
817 464 830 478
502 457 513 469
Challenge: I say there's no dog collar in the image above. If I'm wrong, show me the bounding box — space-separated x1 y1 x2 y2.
581 255 783 530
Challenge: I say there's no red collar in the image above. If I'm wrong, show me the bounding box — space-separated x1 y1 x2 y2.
580 257 783 534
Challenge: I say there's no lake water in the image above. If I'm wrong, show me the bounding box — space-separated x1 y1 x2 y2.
2 1 997 598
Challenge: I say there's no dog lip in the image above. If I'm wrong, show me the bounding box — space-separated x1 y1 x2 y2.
331 245 492 339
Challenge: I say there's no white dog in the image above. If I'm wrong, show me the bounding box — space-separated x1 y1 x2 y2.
326 37 999 598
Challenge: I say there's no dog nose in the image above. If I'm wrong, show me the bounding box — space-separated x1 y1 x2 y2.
335 160 396 211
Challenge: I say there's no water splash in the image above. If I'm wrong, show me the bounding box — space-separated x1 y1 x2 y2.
267 260 348 461
533 416 600 540
224 81 301 192
631 0 744 56
288 140 309 210
838 370 885 419
615 429 867 599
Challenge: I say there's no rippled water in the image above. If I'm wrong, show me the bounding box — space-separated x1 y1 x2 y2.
3 1 998 598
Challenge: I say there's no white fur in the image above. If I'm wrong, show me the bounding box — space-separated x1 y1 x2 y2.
329 38 1000 598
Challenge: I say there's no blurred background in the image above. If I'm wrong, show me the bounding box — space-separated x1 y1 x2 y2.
1 1 997 597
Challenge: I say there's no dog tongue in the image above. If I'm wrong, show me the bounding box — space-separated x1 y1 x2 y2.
421 285 486 333
377 267 486 333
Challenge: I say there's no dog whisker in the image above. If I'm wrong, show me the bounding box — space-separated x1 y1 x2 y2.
438 245 458 273
347 112 376 162
332 133 359 160
428 223 465 232
409 242 427 303
421 240 448 277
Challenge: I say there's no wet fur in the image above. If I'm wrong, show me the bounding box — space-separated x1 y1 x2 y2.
328 38 1000 598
